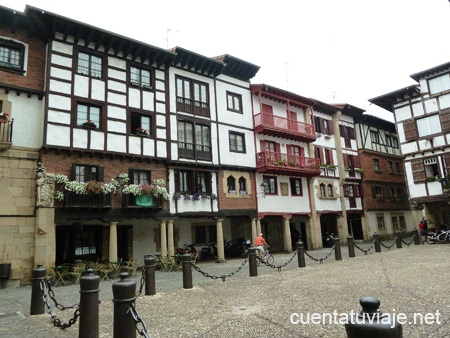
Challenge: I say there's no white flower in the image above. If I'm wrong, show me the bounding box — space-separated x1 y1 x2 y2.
54 191 64 201
64 180 86 194
122 184 142 196
55 174 69 184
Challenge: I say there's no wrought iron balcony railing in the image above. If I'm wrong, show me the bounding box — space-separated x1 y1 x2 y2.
63 191 112 208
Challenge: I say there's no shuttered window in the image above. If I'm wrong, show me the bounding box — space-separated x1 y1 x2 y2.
403 120 418 141
411 159 426 182
440 108 450 132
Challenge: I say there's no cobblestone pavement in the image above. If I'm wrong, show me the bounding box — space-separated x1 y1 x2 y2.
0 239 448 337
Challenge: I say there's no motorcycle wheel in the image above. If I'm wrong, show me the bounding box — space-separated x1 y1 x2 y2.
426 236 435 244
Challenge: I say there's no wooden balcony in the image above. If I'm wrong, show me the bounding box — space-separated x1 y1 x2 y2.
256 151 320 177
0 119 13 151
253 112 316 142
64 192 112 208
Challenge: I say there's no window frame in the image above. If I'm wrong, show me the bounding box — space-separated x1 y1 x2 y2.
129 169 150 185
226 91 243 113
417 115 441 137
73 164 101 182
263 176 277 195
76 102 102 129
0 38 25 74
176 76 210 117
129 64 153 90
373 158 381 171
290 177 302 196
177 120 212 160
227 175 236 193
175 169 212 194
229 131 246 153
76 50 104 79
130 111 153 137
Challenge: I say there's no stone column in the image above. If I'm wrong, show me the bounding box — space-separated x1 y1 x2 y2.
256 219 262 235
283 215 293 252
160 220 167 257
251 218 257 244
167 219 174 257
216 219 226 263
109 222 118 262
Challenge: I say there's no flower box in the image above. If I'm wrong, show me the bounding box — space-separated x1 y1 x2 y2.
136 194 154 207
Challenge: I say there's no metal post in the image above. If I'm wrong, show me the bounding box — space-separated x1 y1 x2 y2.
395 231 402 249
347 235 355 258
112 273 136 338
374 233 381 253
30 264 46 315
413 229 420 245
79 268 100 338
182 253 192 289
248 247 258 277
144 255 156 296
296 241 306 268
334 237 342 261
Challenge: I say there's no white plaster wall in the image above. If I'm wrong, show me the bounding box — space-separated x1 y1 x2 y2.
51 40 73 55
133 222 159 259
51 54 72 68
47 110 70 125
108 120 126 134
108 80 126 93
218 125 256 167
404 162 427 198
50 79 71 95
90 131 104 150
156 114 166 128
108 106 126 120
128 136 141 155
401 142 418 155
394 105 412 122
107 134 126 152
47 124 70 147
433 135 446 148
108 68 126 81
412 102 424 117
108 57 126 70
74 75 89 98
128 88 141 108
73 129 88 148
397 123 405 143
146 138 158 157
424 98 438 113
92 79 105 101
366 210 416 237
108 92 126 106
143 92 155 111
48 94 71 111
439 93 450 109
427 181 443 196
50 67 72 81
156 102 165 114
156 128 166 140
419 79 428 94
9 96 44 148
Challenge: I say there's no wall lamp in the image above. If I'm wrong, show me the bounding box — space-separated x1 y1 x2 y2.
257 182 269 198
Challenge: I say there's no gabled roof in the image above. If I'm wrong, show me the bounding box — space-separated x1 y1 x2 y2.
331 103 365 118
214 54 260 81
410 61 450 82
170 47 224 78
353 114 396 133
368 85 420 112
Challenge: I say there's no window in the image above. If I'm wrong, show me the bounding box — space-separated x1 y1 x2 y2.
388 187 395 199
399 216 406 229
290 178 302 195
229 132 245 153
131 112 152 136
227 175 236 193
323 119 330 134
319 183 326 197
373 186 383 198
417 115 441 137
391 217 398 230
395 162 401 174
327 184 333 197
194 225 217 245
77 103 101 128
376 214 385 230
175 170 211 194
424 158 439 178
263 176 277 195
0 38 25 72
129 170 150 185
77 52 102 78
176 76 209 116
74 165 99 182
393 137 399 148
373 159 381 171
74 228 99 258
227 92 242 113
396 188 404 198
370 130 380 143
130 66 152 89
387 161 393 173
429 74 450 95
177 121 211 160
238 177 247 194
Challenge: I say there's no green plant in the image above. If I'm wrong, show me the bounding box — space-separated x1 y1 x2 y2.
81 120 97 128
135 127 148 136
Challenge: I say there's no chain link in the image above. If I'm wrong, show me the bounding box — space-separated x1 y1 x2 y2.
128 302 151 338
379 237 398 250
136 267 147 297
260 250 298 271
45 279 78 310
304 245 335 264
354 240 375 255
401 234 415 246
192 258 248 281
39 278 80 330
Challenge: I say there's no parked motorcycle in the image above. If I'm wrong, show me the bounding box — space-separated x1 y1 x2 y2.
426 229 450 244
224 237 252 257
322 232 335 248
201 242 217 260
176 243 197 255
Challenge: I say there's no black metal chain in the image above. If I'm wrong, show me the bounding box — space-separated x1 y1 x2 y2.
136 267 147 297
45 279 78 310
261 250 298 271
379 237 398 250
354 240 375 255
192 258 248 282
401 234 415 246
39 278 80 330
128 302 151 338
304 245 335 264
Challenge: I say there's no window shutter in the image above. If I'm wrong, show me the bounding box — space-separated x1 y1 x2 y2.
411 159 426 182
343 184 349 197
71 164 77 180
98 166 104 182
260 140 266 152
128 169 135 184
444 154 450 173
403 120 418 141
326 148 334 165
353 155 361 168
347 127 355 139
343 154 349 167
328 122 334 135
314 117 322 133
340 125 347 138
275 143 281 153
440 108 450 132
286 145 292 155
299 147 305 157
352 185 359 197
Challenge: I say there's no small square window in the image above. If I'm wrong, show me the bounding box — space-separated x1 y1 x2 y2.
77 52 102 78
290 178 302 195
130 66 152 89
227 92 242 113
131 112 152 136
229 132 245 153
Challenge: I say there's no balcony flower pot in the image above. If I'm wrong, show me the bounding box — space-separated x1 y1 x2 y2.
0 113 8 123
136 194 154 207
81 120 97 129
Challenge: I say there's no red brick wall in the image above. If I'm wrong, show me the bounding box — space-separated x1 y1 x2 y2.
217 170 257 210
0 26 46 91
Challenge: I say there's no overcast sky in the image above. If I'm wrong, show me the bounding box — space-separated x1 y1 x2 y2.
3 0 450 122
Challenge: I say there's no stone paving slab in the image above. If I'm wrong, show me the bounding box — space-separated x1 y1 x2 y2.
0 241 448 337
